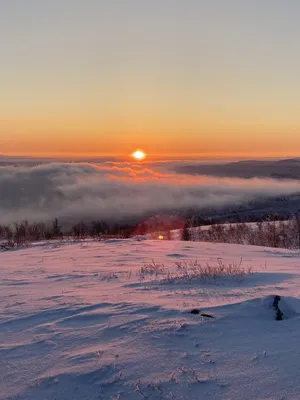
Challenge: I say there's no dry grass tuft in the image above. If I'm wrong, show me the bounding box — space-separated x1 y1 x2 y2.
138 260 168 280
159 257 252 284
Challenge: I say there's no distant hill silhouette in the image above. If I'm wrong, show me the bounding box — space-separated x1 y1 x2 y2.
175 158 300 180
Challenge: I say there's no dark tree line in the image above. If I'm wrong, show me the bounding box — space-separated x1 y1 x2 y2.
183 215 300 249
0 218 134 248
2 213 300 250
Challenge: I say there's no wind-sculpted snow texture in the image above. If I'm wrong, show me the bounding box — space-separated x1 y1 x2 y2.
1 239 300 399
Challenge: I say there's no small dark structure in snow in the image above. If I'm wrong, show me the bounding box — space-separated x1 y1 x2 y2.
273 295 283 320
190 309 214 318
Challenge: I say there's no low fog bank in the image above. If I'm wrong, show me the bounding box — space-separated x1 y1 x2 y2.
1 161 300 226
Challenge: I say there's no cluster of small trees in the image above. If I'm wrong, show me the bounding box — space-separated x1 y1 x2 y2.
71 221 133 239
0 219 63 247
184 216 300 249
0 218 134 247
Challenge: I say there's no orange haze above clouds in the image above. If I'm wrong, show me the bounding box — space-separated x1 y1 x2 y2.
1 2 300 159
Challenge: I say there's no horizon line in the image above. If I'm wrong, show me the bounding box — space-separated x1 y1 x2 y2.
1 151 300 160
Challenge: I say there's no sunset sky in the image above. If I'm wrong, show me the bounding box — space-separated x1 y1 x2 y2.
1 1 300 157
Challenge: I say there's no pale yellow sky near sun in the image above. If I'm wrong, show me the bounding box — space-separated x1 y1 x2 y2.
1 1 300 158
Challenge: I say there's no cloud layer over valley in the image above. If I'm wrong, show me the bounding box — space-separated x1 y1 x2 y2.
1 159 300 226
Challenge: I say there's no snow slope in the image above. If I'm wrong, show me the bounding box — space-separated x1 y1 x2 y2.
1 239 300 400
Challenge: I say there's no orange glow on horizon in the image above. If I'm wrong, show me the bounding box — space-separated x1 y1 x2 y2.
2 150 300 160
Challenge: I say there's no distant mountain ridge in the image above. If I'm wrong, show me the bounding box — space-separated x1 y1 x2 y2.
175 158 300 180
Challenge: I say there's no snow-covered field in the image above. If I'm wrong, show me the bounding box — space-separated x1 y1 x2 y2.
2 239 300 400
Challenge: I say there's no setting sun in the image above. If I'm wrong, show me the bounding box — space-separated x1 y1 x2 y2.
132 150 146 160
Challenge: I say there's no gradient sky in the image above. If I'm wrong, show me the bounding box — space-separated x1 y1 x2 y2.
1 0 300 157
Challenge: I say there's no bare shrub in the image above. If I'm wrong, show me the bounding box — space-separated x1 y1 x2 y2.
138 260 168 280
159 257 252 285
